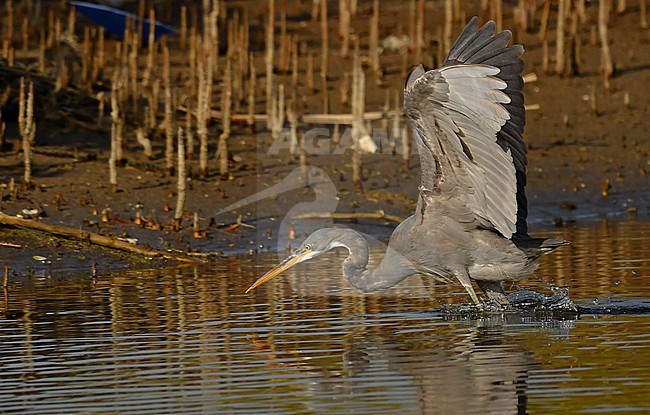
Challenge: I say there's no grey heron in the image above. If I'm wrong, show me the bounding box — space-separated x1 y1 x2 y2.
247 17 568 305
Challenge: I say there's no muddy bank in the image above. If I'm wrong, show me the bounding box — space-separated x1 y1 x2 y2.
1 1 649 276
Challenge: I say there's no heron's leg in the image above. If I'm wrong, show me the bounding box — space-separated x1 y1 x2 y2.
476 280 510 306
455 273 480 305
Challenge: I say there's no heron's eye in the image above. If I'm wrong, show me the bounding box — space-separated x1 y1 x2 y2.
304 244 312 251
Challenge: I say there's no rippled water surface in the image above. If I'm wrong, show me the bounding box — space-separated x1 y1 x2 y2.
1 220 649 414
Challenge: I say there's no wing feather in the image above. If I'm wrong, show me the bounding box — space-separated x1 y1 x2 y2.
444 18 528 234
450 22 498 63
404 17 527 238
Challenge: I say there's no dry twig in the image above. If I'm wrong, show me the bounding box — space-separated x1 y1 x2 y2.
0 212 195 262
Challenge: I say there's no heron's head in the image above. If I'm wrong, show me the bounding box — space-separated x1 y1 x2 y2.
245 228 347 293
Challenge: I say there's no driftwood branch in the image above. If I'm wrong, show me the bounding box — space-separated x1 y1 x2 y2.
179 105 388 125
0 211 195 262
293 210 403 224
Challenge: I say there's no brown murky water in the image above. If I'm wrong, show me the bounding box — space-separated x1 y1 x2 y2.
1 220 649 414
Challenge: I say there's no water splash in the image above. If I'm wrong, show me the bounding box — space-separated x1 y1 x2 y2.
506 285 577 312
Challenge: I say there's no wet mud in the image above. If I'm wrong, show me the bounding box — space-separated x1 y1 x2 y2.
0 1 649 275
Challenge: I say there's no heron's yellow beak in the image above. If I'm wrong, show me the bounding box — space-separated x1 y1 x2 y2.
245 249 311 293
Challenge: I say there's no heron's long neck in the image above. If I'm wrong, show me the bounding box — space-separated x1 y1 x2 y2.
337 230 415 293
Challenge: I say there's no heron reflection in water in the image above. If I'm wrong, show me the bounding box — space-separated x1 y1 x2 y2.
248 17 568 305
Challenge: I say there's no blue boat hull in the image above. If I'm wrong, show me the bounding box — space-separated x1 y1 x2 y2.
69 1 175 41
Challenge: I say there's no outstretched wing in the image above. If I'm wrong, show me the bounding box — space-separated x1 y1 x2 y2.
404 17 527 238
